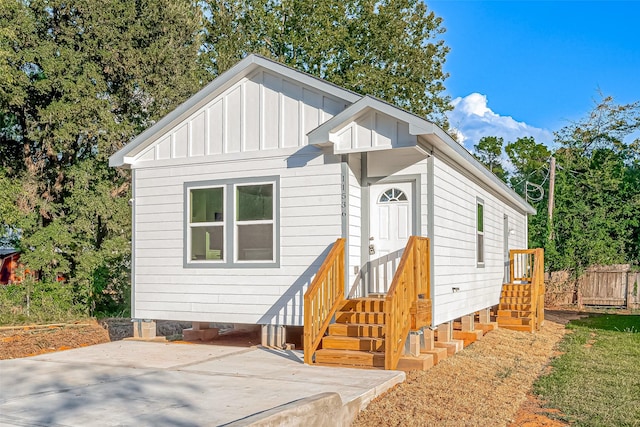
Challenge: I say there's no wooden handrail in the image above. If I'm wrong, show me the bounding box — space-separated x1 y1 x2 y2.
384 236 430 370
303 238 346 365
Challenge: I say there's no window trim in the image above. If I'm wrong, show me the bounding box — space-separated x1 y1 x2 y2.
477 197 485 268
184 176 280 268
187 185 226 263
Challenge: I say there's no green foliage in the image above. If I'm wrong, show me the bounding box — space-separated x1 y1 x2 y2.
203 0 452 126
0 0 206 315
547 97 640 271
534 315 640 426
473 136 508 181
502 97 639 273
0 277 84 325
504 136 552 251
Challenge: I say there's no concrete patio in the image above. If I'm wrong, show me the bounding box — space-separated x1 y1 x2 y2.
0 340 404 426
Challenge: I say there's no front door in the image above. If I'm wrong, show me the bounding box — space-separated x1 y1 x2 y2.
369 182 413 259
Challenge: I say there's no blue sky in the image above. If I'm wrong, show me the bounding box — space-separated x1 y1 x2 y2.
428 0 640 149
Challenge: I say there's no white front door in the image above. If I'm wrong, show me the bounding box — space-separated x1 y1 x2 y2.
369 182 413 259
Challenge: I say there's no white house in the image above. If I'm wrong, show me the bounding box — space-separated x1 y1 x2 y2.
110 55 536 361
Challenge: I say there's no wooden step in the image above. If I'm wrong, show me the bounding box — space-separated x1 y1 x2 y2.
340 298 385 313
496 316 532 326
335 311 386 324
328 323 385 338
501 290 532 298
396 354 434 371
499 323 535 332
499 303 532 311
497 309 532 318
500 296 532 304
502 283 533 290
322 336 385 351
314 349 385 368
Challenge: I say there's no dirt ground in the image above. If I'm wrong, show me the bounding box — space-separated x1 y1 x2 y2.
1 311 583 426
0 321 111 360
353 311 581 427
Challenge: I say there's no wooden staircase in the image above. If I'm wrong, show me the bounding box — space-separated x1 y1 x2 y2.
496 283 534 332
314 298 386 368
304 236 432 370
496 249 545 332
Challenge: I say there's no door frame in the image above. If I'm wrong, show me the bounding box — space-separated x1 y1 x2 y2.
361 173 422 270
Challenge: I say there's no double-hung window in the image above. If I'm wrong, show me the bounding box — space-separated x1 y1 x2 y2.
477 197 485 267
235 183 274 262
185 176 279 267
189 187 225 261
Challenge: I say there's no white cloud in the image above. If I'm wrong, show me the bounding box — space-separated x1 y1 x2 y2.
447 93 554 150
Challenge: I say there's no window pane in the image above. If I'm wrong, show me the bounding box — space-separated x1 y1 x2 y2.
477 203 484 232
237 224 273 261
477 234 484 263
191 188 223 223
191 226 224 260
237 184 273 221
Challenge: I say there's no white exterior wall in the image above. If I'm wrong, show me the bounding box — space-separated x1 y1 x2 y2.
431 154 528 325
133 149 342 326
347 154 362 290
129 67 350 326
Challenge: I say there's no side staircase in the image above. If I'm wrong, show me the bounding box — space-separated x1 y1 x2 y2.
496 283 535 332
496 249 545 332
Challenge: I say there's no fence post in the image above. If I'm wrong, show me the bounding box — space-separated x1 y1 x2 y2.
627 272 633 310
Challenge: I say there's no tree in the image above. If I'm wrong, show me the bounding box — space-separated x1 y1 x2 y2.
505 136 551 191
473 136 508 181
0 0 206 314
548 96 640 272
202 0 452 126
504 136 551 250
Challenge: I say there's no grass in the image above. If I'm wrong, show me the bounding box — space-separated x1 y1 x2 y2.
534 314 640 427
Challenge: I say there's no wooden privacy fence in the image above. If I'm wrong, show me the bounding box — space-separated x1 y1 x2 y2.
579 265 640 309
384 236 430 370
303 238 345 365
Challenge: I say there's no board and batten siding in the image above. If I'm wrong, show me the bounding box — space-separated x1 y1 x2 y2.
431 154 527 325
133 70 347 164
132 148 343 326
335 110 416 152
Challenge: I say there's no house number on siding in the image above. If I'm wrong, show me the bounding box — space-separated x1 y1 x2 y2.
341 174 347 217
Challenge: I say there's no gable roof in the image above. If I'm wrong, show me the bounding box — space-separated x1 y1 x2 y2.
109 54 361 167
109 54 534 215
309 96 536 215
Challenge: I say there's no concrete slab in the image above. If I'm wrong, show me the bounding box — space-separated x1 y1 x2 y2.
0 341 404 427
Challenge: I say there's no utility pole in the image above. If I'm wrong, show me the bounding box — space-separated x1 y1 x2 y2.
548 156 556 240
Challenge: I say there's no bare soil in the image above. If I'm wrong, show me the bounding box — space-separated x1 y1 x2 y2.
0 320 110 360
1 312 582 426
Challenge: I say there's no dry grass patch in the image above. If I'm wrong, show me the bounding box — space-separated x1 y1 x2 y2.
353 321 565 427
0 320 110 360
